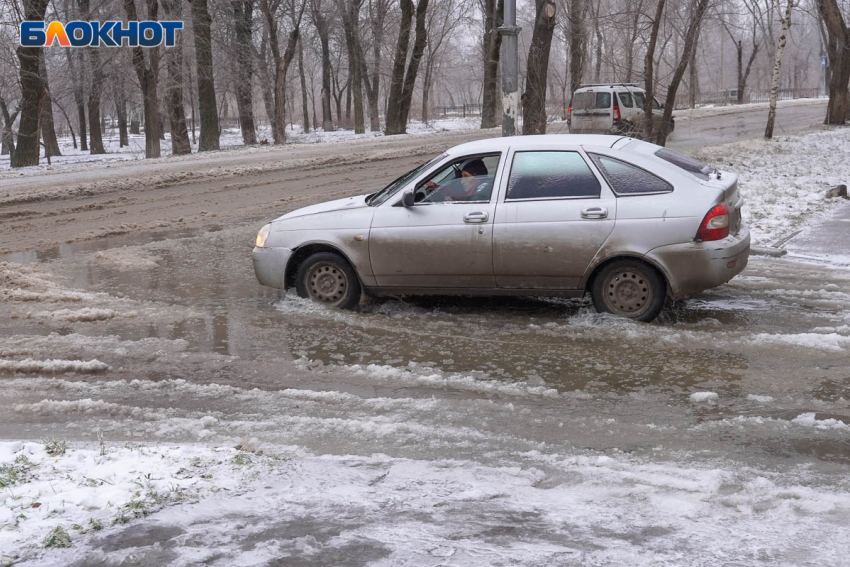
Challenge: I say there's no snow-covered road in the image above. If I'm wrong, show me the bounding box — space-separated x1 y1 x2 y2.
2 121 850 566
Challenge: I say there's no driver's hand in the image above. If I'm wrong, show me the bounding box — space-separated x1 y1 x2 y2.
424 181 439 191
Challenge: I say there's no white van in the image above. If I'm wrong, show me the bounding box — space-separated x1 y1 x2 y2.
568 84 673 137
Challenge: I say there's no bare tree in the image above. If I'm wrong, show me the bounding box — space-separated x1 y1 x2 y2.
38 51 61 156
643 0 666 141
191 0 220 150
311 0 334 130
522 0 557 134
11 0 50 167
765 0 796 139
162 0 191 154
817 0 850 124
336 0 366 133
232 0 258 144
262 0 307 143
656 0 712 146
66 50 88 151
480 0 503 128
78 0 106 154
385 0 429 135
568 0 586 97
125 0 161 158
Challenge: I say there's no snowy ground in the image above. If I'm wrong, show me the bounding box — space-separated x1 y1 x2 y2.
2 124 850 565
0 118 483 176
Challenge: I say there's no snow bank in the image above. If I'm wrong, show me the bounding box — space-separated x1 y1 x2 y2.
0 358 109 374
692 127 850 246
689 391 719 403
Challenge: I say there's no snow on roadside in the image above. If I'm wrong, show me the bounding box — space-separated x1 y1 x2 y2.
673 97 826 122
692 127 850 246
0 441 261 565
4 440 849 566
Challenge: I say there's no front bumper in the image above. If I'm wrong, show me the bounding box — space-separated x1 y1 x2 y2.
252 246 292 289
645 224 750 299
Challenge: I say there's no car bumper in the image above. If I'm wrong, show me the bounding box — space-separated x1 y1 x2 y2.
645 224 750 299
252 246 292 289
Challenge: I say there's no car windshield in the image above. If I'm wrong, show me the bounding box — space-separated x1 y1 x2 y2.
654 147 711 180
367 153 447 206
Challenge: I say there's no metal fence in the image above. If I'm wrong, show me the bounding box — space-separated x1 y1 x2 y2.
436 103 484 118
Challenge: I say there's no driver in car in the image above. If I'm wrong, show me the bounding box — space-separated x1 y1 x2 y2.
422 159 490 202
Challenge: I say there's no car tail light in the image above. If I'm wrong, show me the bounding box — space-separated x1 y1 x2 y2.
567 106 571 120
696 202 730 241
613 105 620 121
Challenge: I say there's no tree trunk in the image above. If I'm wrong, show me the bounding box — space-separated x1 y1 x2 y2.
643 0 665 141
817 0 850 124
125 0 161 158
421 55 434 124
364 0 385 132
765 0 795 139
298 36 311 133
11 0 51 168
112 59 130 147
336 0 366 133
191 0 220 150
656 0 710 146
480 0 503 129
163 0 191 154
262 0 305 144
522 0 557 135
311 0 334 131
78 0 105 154
38 52 61 157
232 0 257 144
568 0 585 96
67 50 88 151
385 0 429 135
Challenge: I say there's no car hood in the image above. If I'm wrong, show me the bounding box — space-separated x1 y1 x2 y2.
273 194 370 222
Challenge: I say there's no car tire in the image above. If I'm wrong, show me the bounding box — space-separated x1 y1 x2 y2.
294 252 362 309
590 259 666 322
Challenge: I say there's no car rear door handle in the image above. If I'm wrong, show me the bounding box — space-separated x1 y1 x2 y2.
581 206 608 219
463 211 489 223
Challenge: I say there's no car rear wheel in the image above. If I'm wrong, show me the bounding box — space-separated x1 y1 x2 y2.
295 252 361 309
591 259 666 322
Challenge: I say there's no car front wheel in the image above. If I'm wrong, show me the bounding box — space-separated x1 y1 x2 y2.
294 252 361 309
590 259 666 322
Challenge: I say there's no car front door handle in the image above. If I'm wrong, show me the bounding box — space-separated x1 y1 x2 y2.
581 206 608 219
463 211 489 223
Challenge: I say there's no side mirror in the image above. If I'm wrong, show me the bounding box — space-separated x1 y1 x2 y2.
400 188 415 207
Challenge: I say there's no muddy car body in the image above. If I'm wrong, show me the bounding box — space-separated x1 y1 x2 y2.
253 134 750 321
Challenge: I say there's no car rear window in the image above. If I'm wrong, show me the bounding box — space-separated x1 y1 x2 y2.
573 92 595 110
654 148 710 180
595 93 611 109
507 151 601 200
588 153 673 195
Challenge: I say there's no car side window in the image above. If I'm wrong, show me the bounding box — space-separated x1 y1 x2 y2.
414 153 500 204
588 153 673 195
596 93 611 109
507 151 601 201
617 92 633 108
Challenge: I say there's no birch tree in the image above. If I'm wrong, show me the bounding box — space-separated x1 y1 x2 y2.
764 0 795 139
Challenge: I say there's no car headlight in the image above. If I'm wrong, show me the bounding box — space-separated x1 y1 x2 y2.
255 223 271 248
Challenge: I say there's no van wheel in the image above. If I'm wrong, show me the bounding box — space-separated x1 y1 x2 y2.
591 259 666 322
295 252 361 309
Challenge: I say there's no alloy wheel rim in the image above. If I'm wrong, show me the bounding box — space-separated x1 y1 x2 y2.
306 263 348 306
602 269 652 317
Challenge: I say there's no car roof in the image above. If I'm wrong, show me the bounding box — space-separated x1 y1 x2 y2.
447 134 631 155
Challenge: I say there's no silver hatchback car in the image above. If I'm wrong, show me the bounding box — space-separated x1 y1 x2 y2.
253 135 749 322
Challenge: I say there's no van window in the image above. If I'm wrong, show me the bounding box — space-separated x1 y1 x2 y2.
507 151 601 200
617 92 634 108
588 153 673 195
595 93 611 109
632 92 646 108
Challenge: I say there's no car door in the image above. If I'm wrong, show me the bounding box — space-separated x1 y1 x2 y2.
368 153 504 288
493 146 616 290
592 91 613 132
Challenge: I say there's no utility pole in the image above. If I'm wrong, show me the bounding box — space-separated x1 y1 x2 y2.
499 0 520 136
